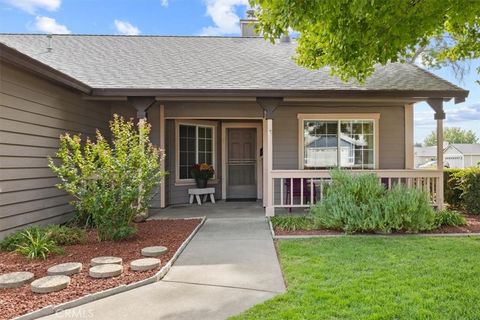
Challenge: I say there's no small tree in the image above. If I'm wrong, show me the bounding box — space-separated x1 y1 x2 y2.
424 127 478 146
49 115 165 241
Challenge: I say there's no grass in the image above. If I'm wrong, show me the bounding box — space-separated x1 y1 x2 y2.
231 236 480 320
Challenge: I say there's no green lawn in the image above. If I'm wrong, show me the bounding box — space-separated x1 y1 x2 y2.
232 237 480 320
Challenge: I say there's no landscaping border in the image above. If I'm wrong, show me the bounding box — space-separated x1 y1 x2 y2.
14 217 206 320
268 218 480 240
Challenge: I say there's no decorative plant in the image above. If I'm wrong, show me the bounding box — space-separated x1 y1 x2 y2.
15 229 63 260
434 210 467 228
311 169 436 233
191 163 214 180
44 225 86 245
49 115 165 241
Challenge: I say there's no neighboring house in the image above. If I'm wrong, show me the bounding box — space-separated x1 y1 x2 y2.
0 21 469 237
414 146 438 168
414 144 480 169
444 144 480 168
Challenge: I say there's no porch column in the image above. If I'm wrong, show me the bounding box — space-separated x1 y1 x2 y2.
128 97 157 218
128 96 156 120
427 98 445 210
159 104 166 208
257 98 282 217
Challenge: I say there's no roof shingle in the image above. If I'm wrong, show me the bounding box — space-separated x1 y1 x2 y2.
0 34 467 93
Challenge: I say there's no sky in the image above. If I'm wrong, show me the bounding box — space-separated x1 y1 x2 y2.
1 0 479 144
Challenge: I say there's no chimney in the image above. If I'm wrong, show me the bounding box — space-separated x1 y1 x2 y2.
240 9 260 37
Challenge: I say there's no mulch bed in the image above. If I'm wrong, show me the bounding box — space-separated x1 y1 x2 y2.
274 214 480 236
0 219 201 320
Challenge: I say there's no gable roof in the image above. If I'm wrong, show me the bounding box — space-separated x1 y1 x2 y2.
445 144 480 155
414 146 437 157
0 34 468 99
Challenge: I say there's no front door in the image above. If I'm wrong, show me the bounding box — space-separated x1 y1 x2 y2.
227 128 257 200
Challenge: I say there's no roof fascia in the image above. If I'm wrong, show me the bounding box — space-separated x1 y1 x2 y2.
90 88 469 101
0 43 92 94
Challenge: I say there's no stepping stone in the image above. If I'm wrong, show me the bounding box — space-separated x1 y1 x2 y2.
141 246 167 257
89 264 123 278
0 271 34 289
90 256 122 266
47 262 82 276
130 258 161 272
31 275 70 294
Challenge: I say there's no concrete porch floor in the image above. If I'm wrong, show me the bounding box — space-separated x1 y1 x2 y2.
43 201 286 320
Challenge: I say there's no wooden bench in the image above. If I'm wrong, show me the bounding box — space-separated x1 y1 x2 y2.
188 187 216 205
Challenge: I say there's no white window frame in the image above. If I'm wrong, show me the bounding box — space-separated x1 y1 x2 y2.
175 120 217 185
297 113 380 170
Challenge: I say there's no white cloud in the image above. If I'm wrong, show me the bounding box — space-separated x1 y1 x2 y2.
5 0 61 14
415 103 480 128
161 0 168 7
114 19 140 35
200 0 249 36
34 16 70 34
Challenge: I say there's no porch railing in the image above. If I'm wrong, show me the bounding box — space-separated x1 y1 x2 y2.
269 170 443 210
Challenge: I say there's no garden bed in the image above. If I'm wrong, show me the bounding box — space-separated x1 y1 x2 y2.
0 219 201 320
273 214 480 237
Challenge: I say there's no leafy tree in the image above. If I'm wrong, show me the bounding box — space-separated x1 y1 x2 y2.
250 0 480 82
424 127 478 146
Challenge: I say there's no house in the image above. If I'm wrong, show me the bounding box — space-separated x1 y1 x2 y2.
444 144 480 168
0 23 469 237
414 144 480 168
414 146 438 168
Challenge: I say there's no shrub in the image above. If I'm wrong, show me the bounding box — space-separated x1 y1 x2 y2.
0 226 43 252
310 170 386 233
456 168 480 214
310 170 436 233
270 215 317 231
49 115 165 241
444 169 463 207
383 185 436 233
15 229 63 259
44 225 86 245
435 210 467 227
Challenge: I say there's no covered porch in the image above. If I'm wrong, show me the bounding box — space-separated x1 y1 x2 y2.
119 96 450 216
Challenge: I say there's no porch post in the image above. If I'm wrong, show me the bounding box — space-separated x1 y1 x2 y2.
159 104 166 208
257 98 282 217
128 96 156 219
427 98 445 210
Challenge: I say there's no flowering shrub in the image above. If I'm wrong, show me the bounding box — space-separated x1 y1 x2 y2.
49 115 165 241
191 163 214 180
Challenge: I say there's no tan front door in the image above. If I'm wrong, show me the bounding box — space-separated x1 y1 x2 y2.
227 128 257 199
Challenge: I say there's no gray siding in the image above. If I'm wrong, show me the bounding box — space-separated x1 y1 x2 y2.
0 63 111 238
273 105 406 170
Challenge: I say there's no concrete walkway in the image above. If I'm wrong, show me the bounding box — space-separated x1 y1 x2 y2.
44 202 285 320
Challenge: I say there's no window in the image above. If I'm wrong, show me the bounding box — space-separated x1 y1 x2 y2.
177 123 215 180
300 115 378 170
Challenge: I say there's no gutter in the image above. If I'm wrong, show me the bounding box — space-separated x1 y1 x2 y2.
90 88 469 103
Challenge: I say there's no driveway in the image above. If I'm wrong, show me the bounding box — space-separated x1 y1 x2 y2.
43 202 285 320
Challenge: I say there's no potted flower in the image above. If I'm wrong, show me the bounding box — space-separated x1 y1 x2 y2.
191 163 214 188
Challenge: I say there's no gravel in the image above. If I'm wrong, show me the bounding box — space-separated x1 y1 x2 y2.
0 219 201 320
